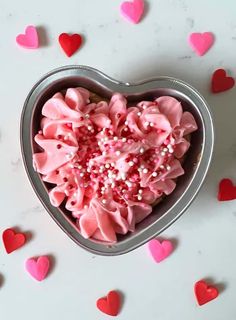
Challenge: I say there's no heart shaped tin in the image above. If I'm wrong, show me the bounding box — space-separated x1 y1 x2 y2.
20 65 214 255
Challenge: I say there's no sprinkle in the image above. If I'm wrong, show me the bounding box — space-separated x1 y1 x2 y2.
78 165 82 169
85 114 90 119
88 125 93 131
124 128 128 131
104 137 109 141
140 147 145 154
129 161 134 167
144 121 149 126
149 122 154 127
163 148 168 152
105 163 110 169
160 165 164 169
122 137 127 142
137 112 142 116
102 151 107 156
137 195 142 200
166 165 171 171
138 189 143 194
111 162 115 167
161 151 166 156
152 172 158 177
102 199 107 204
84 205 88 209
124 121 128 125
143 168 148 174
143 105 147 110
80 173 84 177
116 151 121 156
113 136 118 141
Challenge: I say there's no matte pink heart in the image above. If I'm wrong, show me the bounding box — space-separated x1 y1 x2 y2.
120 0 144 24
188 32 214 56
25 256 50 281
148 239 173 263
16 25 39 49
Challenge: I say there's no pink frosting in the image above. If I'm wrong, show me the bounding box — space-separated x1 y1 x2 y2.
33 88 198 243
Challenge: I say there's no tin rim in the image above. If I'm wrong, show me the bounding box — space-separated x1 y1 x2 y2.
20 65 214 255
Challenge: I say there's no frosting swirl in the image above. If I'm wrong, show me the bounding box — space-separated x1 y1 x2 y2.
33 88 198 243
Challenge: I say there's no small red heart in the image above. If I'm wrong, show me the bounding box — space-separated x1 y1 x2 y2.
218 178 236 201
194 280 219 306
96 290 121 316
58 33 83 57
2 228 26 254
211 69 235 93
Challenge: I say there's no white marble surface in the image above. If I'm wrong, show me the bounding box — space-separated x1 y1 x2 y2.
1 0 236 319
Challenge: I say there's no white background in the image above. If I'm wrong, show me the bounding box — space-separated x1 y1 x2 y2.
1 0 236 319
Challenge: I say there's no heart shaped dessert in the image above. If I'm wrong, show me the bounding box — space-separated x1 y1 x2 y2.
21 66 214 255
32 88 198 243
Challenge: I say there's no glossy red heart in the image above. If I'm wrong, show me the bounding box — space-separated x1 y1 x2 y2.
96 290 121 316
58 33 83 57
194 280 219 306
218 178 236 201
2 228 26 254
211 69 235 93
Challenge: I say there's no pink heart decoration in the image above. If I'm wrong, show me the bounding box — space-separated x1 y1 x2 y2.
120 0 144 24
16 25 39 49
25 256 50 281
188 32 214 56
148 239 173 263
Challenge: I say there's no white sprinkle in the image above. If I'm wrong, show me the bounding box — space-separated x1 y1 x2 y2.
98 141 101 146
138 168 142 172
102 199 107 204
104 137 108 141
80 173 84 177
73 192 77 197
144 121 149 126
140 147 145 154
140 165 145 169
149 122 154 127
163 148 168 152
78 165 82 169
143 168 148 174
88 125 93 131
137 112 142 116
85 114 90 119
101 186 106 191
122 189 126 193
87 168 91 173
169 148 174 154
116 150 121 156
102 151 107 156
129 161 134 167
105 163 110 169
111 183 115 188
66 152 74 159
138 189 143 194
137 195 142 201
124 128 128 131
152 172 158 177
122 137 127 142
126 181 132 187
100 165 105 170
166 165 171 171
84 205 88 209
124 121 128 125
111 162 115 167
160 165 164 169
113 136 118 141
161 151 166 156
143 105 147 110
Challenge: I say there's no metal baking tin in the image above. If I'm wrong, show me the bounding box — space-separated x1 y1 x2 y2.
20 65 214 256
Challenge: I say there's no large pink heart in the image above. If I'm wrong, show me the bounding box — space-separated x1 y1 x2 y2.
25 256 50 281
120 0 144 24
16 25 39 49
148 239 173 263
188 32 214 56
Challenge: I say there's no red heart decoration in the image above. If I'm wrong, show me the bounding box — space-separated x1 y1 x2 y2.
58 33 83 57
211 69 235 93
96 290 121 316
2 228 26 254
218 178 236 201
194 280 219 306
